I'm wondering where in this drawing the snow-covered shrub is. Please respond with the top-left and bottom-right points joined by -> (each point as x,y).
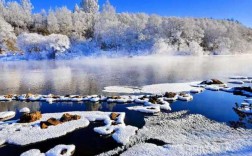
17,33 -> 70,59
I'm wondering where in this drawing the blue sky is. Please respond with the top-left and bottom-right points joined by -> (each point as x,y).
29,0 -> 252,27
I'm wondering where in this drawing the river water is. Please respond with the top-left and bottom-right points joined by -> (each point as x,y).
0,55 -> 252,155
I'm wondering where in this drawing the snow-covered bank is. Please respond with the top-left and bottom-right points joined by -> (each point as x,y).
0,111 -> 137,146
100,111 -> 252,156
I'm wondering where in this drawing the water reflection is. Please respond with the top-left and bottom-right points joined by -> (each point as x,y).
1,56 -> 252,95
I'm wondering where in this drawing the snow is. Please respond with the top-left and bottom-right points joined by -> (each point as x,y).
127,105 -> 160,114
121,143 -> 169,156
119,111 -> 252,156
205,85 -> 221,91
228,80 -> 244,84
103,82 -> 201,94
244,98 -> 252,104
20,149 -> 45,156
21,144 -> 75,156
103,86 -> 141,94
0,139 -> 5,145
0,111 -> 16,121
0,111 -> 137,146
229,76 -> 248,79
19,107 -> 31,113
112,125 -> 138,145
190,87 -> 204,93
220,87 -> 234,92
178,94 -> 193,101
46,144 -> 75,156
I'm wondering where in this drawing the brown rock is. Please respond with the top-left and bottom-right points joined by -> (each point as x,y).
60,113 -> 81,122
19,111 -> 42,123
164,92 -> 177,98
110,112 -> 119,120
40,121 -> 48,129
47,118 -> 61,126
200,79 -> 224,85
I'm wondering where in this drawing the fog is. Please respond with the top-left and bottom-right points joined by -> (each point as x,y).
0,55 -> 251,95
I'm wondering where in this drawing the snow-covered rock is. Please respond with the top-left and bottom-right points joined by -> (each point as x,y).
178,93 -> 193,101
229,76 -> 248,79
19,107 -> 30,113
205,85 -> 220,91
20,149 -> 45,156
190,87 -> 204,93
127,105 -> 160,114
0,111 -> 16,121
45,144 -> 75,156
228,80 -> 244,84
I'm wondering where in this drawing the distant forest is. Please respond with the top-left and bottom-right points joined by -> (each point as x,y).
1,0 -> 252,57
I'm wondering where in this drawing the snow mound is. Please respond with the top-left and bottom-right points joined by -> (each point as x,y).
127,105 -> 160,114
21,144 -> 75,156
112,125 -> 138,145
21,149 -> 45,156
19,107 -> 31,113
46,144 -> 75,156
0,111 -> 16,121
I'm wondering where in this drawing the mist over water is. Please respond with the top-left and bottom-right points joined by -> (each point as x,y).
0,55 -> 251,95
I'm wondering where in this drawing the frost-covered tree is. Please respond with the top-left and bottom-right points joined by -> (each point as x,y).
17,33 -> 70,58
47,10 -> 59,34
0,16 -> 16,53
80,0 -> 99,14
54,7 -> 73,35
32,10 -> 47,34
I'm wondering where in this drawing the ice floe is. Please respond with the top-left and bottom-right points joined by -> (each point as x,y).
0,111 -> 16,121
0,111 -> 137,146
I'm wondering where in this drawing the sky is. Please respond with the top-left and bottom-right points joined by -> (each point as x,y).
28,0 -> 252,28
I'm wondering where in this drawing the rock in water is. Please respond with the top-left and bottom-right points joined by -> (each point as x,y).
110,112 -> 119,120
47,118 -> 61,126
19,111 -> 42,123
19,107 -> 30,113
60,113 -> 81,122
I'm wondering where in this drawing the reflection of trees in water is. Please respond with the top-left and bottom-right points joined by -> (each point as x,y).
230,108 -> 252,129
0,101 -> 41,112
85,102 -> 101,111
103,102 -> 116,111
